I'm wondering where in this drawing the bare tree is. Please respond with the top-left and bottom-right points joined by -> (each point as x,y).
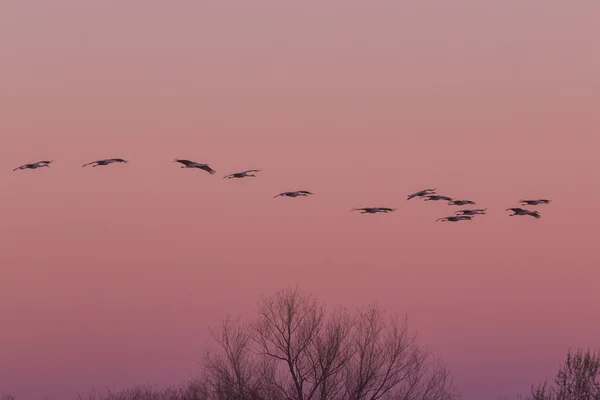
342,304 -> 456,400
203,316 -> 278,400
202,286 -> 459,400
251,286 -> 326,400
529,349 -> 600,400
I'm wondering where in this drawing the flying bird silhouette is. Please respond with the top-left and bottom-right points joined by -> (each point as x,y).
455,208 -> 487,215
13,160 -> 53,171
223,169 -> 261,179
436,215 -> 473,222
273,190 -> 313,199
506,208 -> 541,219
407,188 -> 437,201
448,199 -> 476,206
82,158 -> 128,167
351,207 -> 396,214
519,199 -> 551,206
173,159 -> 216,175
424,195 -> 453,202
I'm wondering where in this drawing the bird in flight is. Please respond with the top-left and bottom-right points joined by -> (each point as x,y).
223,169 -> 261,179
13,160 -> 53,171
273,190 -> 313,199
407,188 -> 437,201
351,207 -> 396,214
448,199 -> 476,206
173,159 -> 216,175
519,199 -> 551,206
436,215 -> 473,222
82,158 -> 128,167
455,208 -> 487,216
423,195 -> 453,202
506,207 -> 541,219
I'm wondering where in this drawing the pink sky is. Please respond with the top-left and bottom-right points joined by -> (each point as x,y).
1,1 -> 599,399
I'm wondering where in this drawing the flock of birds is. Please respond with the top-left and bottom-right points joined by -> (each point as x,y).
403,188 -> 550,222
12,159 -> 551,222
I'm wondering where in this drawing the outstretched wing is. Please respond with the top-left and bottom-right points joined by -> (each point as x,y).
13,164 -> 28,171
378,207 -> 396,212
298,190 -> 313,194
199,164 -> 216,174
241,169 -> 260,174
273,192 -> 287,198
109,158 -> 128,163
407,191 -> 421,200
174,159 -> 194,166
82,160 -> 98,167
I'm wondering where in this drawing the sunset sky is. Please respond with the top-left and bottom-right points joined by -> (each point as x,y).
1,1 -> 599,399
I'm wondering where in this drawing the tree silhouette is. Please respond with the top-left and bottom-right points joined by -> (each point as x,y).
202,286 -> 459,400
529,349 -> 600,400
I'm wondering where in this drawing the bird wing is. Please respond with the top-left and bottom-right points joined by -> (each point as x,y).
199,165 -> 216,174
81,160 -> 98,167
241,169 -> 260,174
174,159 -> 194,166
13,164 -> 28,171
407,191 -> 423,199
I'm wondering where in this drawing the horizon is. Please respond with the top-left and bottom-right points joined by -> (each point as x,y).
2,1 -> 599,399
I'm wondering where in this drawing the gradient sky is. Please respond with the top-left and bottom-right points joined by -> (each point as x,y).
1,1 -> 599,399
